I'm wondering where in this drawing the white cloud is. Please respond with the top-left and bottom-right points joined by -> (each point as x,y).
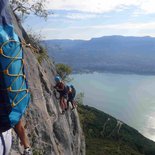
139,0 -> 155,14
65,13 -> 97,19
47,0 -> 155,14
37,21 -> 155,40
93,22 -> 155,30
49,0 -> 134,13
25,0 -> 155,40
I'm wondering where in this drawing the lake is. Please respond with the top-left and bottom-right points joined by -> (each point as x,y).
71,72 -> 155,141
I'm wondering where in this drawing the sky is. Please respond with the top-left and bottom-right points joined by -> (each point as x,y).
23,0 -> 155,40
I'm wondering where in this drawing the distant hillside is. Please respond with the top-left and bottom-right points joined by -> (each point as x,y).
42,36 -> 155,74
78,104 -> 155,155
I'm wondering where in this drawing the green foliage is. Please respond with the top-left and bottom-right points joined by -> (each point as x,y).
37,46 -> 49,64
25,31 -> 49,64
10,0 -> 48,19
78,105 -> 155,155
86,138 -> 143,155
78,105 -> 96,133
75,92 -> 84,105
56,63 -> 72,81
26,31 -> 44,51
33,149 -> 44,155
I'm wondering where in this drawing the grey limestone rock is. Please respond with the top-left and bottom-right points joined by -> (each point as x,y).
10,9 -> 85,155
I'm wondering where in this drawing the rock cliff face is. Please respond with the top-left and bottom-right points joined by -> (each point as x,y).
10,10 -> 85,155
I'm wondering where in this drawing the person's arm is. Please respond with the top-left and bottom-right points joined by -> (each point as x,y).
55,82 -> 64,91
14,119 -> 30,149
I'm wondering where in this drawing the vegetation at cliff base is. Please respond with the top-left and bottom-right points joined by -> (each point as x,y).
78,104 -> 155,155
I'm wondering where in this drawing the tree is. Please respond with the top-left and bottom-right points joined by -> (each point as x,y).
10,0 -> 48,19
55,63 -> 72,81
75,93 -> 84,105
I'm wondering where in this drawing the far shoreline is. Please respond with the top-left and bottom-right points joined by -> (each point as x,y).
72,69 -> 155,76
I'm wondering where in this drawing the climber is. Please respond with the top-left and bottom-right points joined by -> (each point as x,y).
67,85 -> 77,110
14,120 -> 32,155
54,76 -> 68,114
0,0 -> 32,154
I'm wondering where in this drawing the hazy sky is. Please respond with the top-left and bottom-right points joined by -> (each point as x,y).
24,0 -> 155,40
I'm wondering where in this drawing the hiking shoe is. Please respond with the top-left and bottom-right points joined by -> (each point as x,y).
23,147 -> 32,155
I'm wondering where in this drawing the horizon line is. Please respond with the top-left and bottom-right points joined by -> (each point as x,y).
42,35 -> 154,41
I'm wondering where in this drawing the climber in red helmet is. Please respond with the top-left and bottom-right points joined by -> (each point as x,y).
54,76 -> 68,114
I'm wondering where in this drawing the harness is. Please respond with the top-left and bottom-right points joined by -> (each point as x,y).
55,82 -> 68,98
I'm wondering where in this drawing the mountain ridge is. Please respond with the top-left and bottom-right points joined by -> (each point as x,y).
42,35 -> 155,74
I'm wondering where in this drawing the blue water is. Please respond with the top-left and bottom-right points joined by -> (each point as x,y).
71,72 -> 155,141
